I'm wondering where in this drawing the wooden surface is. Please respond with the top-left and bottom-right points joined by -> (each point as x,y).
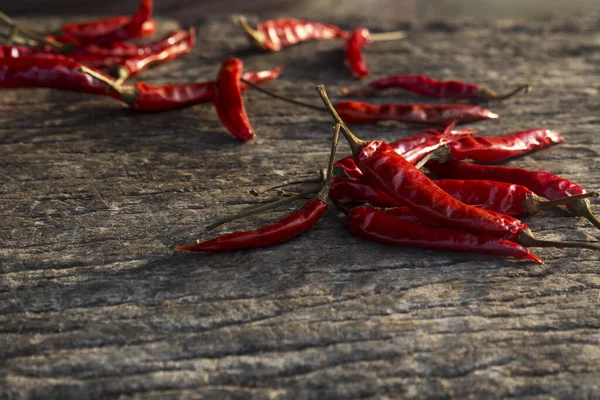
2,13 -> 600,400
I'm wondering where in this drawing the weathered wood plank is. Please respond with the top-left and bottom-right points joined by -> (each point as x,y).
1,12 -> 600,400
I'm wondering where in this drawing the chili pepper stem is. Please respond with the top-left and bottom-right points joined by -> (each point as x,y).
414,145 -> 451,170
114,67 -> 130,86
233,15 -> 267,48
239,78 -> 328,112
526,192 -> 599,215
249,175 -> 323,196
317,123 -> 341,200
369,31 -> 407,42
316,84 -> 367,154
478,85 -> 531,102
78,65 -> 138,105
0,10 -> 70,52
519,229 -> 600,251
569,198 -> 600,231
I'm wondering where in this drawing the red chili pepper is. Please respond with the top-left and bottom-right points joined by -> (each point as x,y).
423,129 -> 565,165
0,57 -> 120,98
347,206 -> 543,263
78,65 -> 283,112
116,28 -> 195,81
335,123 -> 476,179
84,0 -> 153,46
236,16 -> 349,52
214,57 -> 255,141
336,100 -> 499,125
341,75 -> 531,102
60,16 -> 156,43
345,27 -> 372,79
176,199 -> 327,252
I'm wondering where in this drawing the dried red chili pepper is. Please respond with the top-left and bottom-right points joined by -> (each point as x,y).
347,206 -> 543,263
60,15 -> 156,43
114,28 -> 195,83
419,129 -> 564,167
336,100 -> 499,125
236,15 -> 349,52
345,27 -> 372,79
426,160 -> 600,230
341,75 -> 531,102
214,57 -> 255,141
317,85 -> 522,238
0,57 -> 119,97
79,65 -> 282,112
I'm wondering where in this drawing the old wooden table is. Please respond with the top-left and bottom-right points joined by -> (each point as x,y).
2,13 -> 600,399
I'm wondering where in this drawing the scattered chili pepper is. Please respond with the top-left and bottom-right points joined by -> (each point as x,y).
60,16 -> 156,43
317,85 -> 522,238
84,0 -> 153,46
214,57 -> 255,141
0,57 -> 119,97
235,15 -> 349,52
347,206 -> 543,263
330,176 -> 400,207
341,75 -> 531,102
114,28 -> 195,83
345,27 -> 371,79
335,100 -> 499,125
426,160 -> 600,230
418,129 -> 564,167
178,124 -> 340,251
78,64 -> 282,112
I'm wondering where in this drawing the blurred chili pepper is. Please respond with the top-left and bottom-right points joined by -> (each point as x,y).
345,27 -> 371,79
336,100 -> 499,125
60,16 -> 156,43
342,75 -> 531,102
235,15 -> 349,52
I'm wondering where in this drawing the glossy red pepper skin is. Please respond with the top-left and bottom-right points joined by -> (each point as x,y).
442,129 -> 564,163
86,0 -> 153,46
347,206 -> 543,263
177,199 -> 328,252
354,140 -> 525,237
60,16 -> 156,42
345,27 -> 372,79
0,57 -> 120,98
330,177 -> 401,207
426,160 -> 585,200
336,101 -> 499,125
118,29 -> 195,79
122,67 -> 283,112
214,58 -> 255,141
335,126 -> 475,179
248,18 -> 349,52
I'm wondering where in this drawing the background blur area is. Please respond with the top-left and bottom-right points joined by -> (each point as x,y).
1,0 -> 599,22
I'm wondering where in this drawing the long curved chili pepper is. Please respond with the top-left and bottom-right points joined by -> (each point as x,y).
347,206 -> 543,263
176,198 -> 328,252
86,0 -> 153,46
236,15 -> 349,52
345,27 -> 371,79
0,57 -> 119,97
78,65 -> 283,112
341,75 -> 531,102
336,100 -> 499,125
426,160 -> 600,231
60,16 -> 156,43
115,28 -> 196,82
419,129 -> 564,166
317,85 -> 523,238
214,57 -> 255,141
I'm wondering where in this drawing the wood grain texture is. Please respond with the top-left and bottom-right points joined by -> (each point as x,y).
1,13 -> 600,400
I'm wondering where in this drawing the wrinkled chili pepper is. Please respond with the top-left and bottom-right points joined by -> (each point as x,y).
60,16 -> 156,43
336,100 -> 499,125
426,160 -> 600,230
419,129 -> 565,166
317,85 -> 522,238
345,27 -> 371,79
115,28 -> 195,82
341,75 -> 531,102
214,57 -> 255,141
79,64 -> 282,112
236,15 -> 349,52
0,57 -> 119,97
84,0 -> 153,46
347,206 -> 543,263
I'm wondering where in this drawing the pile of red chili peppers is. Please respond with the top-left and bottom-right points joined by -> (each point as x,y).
2,7 -> 599,264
